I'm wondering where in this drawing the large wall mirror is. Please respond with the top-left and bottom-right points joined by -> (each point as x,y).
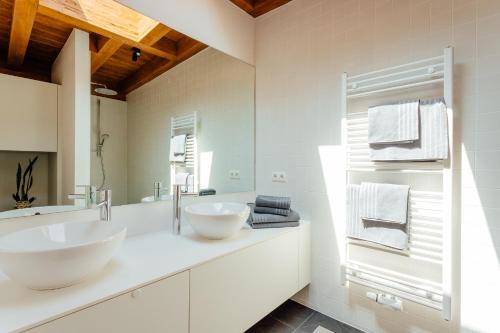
0,3 -> 255,219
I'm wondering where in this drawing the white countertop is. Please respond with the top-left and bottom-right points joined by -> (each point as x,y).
0,223 -> 305,333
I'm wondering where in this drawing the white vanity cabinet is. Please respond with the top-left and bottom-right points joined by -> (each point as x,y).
26,271 -> 189,333
0,74 -> 58,152
18,223 -> 311,333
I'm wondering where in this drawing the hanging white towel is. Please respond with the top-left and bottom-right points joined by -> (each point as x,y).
359,182 -> 409,225
175,173 -> 194,193
169,134 -> 187,162
175,172 -> 189,186
346,185 -> 409,250
368,99 -> 420,144
370,98 -> 449,161
186,174 -> 195,193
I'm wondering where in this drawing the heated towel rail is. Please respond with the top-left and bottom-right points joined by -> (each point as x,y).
170,112 -> 199,194
340,47 -> 455,320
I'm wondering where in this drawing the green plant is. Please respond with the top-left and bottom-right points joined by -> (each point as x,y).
12,156 -> 38,205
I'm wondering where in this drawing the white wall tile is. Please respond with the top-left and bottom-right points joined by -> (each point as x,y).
255,0 -> 500,332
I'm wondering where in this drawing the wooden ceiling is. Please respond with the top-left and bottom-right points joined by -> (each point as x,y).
0,0 -> 207,100
230,0 -> 292,17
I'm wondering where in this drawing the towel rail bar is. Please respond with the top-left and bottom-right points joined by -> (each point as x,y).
346,269 -> 442,301
348,63 -> 444,86
347,55 -> 444,80
347,78 -> 444,99
347,275 -> 442,310
346,265 -> 442,296
347,71 -> 444,94
348,260 -> 442,286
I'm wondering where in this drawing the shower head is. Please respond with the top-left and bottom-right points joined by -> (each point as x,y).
92,82 -> 118,96
95,87 -> 118,96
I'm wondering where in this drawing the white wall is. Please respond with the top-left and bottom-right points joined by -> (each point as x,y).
0,152 -> 49,212
0,74 -> 57,152
51,29 -> 91,205
127,47 -> 255,203
90,97 -> 128,206
117,0 -> 255,65
256,1 -> 500,333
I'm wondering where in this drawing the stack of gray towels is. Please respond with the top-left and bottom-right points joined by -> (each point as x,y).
247,195 -> 300,229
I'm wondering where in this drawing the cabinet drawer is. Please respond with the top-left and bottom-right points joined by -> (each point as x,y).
27,271 -> 189,333
190,230 -> 299,333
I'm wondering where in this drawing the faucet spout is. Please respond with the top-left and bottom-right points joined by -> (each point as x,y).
68,185 -> 97,208
96,189 -> 112,222
172,185 -> 182,235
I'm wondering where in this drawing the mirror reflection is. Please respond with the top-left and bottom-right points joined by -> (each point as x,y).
0,8 -> 254,219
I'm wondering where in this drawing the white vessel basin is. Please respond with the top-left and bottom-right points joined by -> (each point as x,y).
141,194 -> 172,203
0,205 -> 81,219
184,202 -> 250,240
0,220 -> 126,290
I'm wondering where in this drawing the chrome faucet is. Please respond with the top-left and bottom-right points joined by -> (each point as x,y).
153,181 -> 164,201
96,189 -> 112,222
68,185 -> 97,208
172,184 -> 182,235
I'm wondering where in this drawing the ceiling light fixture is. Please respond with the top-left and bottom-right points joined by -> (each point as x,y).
132,47 -> 141,62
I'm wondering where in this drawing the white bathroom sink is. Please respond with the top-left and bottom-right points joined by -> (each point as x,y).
184,202 -> 250,240
141,194 -> 172,203
0,205 -> 81,219
0,220 -> 126,290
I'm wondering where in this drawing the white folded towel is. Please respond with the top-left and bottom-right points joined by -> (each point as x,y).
359,182 -> 409,224
368,99 -> 420,144
169,134 -> 187,162
347,185 -> 409,250
370,98 -> 448,161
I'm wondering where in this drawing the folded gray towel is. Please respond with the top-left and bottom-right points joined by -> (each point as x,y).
370,98 -> 449,161
359,182 -> 409,225
368,99 -> 420,144
253,205 -> 290,216
255,195 -> 291,210
247,204 -> 300,224
199,188 -> 216,196
249,221 -> 300,229
347,185 -> 409,250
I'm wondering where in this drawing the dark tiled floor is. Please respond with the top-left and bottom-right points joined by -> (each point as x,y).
245,300 -> 365,333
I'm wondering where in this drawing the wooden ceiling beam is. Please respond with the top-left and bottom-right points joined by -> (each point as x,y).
91,23 -> 173,75
8,0 -> 39,66
140,24 -> 172,47
252,0 -> 291,17
230,0 -> 291,17
89,34 -> 99,53
153,37 -> 177,56
119,57 -> 170,95
230,0 -> 254,12
91,37 -> 124,74
37,0 -> 177,61
119,38 -> 207,95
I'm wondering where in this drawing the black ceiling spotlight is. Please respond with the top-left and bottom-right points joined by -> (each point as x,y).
131,47 -> 141,62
